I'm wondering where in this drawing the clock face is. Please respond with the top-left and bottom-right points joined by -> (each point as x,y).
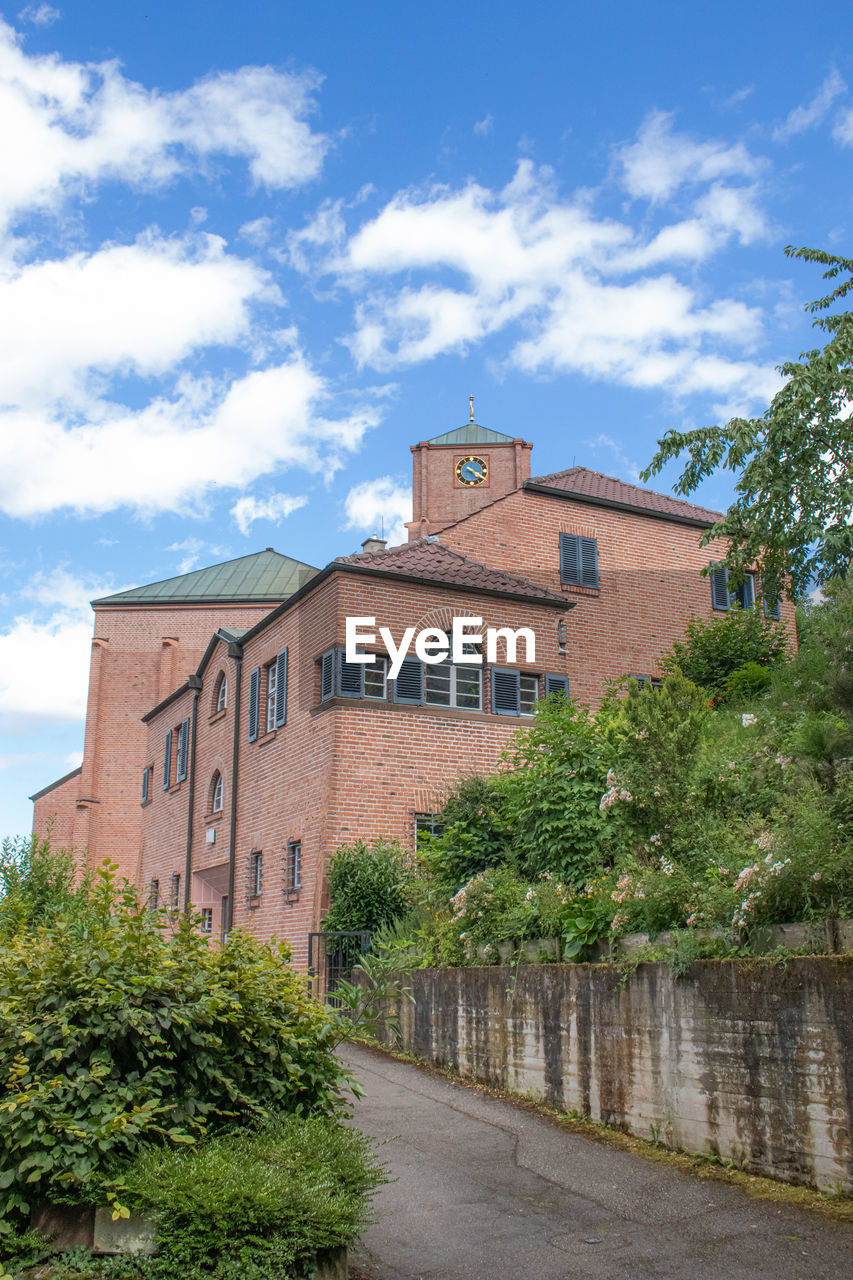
455,455 -> 488,487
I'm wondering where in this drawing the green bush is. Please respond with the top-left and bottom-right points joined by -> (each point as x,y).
323,840 -> 408,934
417,774 -> 511,893
724,661 -> 773,702
501,696 -> 607,887
0,834 -> 80,939
0,864 -> 344,1227
661,606 -> 789,696
118,1119 -> 384,1278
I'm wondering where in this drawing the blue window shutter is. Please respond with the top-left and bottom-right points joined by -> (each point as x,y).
545,673 -> 570,699
177,716 -> 190,782
560,533 -> 598,587
559,533 -> 580,583
393,657 -> 425,704
248,666 -> 260,742
320,648 -> 335,701
491,667 -> 521,715
710,564 -> 729,611
763,585 -> 781,620
337,646 -> 365,698
162,730 -> 172,790
275,648 -> 288,727
580,537 -> 598,587
142,766 -> 149,804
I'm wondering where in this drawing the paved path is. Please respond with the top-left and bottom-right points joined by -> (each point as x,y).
341,1043 -> 853,1280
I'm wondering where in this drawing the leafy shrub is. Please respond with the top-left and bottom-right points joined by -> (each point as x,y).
117,1119 -> 384,1278
501,697 -> 607,887
724,661 -> 773,702
418,775 -> 511,892
661,606 -> 789,695
323,840 -> 408,933
0,865 -> 344,1226
0,834 -> 80,939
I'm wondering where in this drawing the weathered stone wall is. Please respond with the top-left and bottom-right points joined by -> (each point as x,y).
386,960 -> 853,1192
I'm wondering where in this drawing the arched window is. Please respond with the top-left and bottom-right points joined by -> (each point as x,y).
211,770 -> 224,813
213,671 -> 227,713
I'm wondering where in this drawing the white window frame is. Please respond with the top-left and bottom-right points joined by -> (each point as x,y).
216,674 -> 227,712
425,659 -> 482,710
250,850 -> 263,897
285,840 -> 302,894
265,662 -> 277,733
200,907 -> 213,933
364,655 -> 389,700
211,771 -> 224,813
519,673 -> 539,716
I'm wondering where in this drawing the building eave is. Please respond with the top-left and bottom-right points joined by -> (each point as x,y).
522,480 -> 718,529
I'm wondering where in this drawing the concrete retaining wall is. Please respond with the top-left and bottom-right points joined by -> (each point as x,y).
385,959 -> 853,1192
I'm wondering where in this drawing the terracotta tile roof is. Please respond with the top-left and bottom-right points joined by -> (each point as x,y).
527,467 -> 722,525
333,539 -> 567,606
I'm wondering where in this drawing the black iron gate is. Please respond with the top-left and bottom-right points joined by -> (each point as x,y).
307,931 -> 372,1003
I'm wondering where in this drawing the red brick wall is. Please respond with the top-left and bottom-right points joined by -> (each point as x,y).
33,601 -> 281,879
139,572 -> 566,968
435,488 -> 797,704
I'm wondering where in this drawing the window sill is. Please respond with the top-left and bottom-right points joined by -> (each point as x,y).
284,890 -> 301,903
560,581 -> 599,597
209,708 -> 227,724
204,809 -> 225,823
247,894 -> 261,910
255,728 -> 277,747
312,697 -> 537,724
140,798 -> 152,808
167,782 -> 183,795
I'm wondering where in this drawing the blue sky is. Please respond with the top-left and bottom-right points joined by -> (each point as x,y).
2,0 -> 852,837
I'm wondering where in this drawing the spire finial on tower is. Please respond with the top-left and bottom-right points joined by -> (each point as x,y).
469,394 -> 475,423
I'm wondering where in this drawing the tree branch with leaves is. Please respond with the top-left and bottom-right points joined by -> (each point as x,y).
642,246 -> 853,602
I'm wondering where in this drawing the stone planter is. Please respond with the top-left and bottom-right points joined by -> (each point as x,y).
31,1203 -> 346,1275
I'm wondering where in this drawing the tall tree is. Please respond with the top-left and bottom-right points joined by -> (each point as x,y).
642,246 -> 853,602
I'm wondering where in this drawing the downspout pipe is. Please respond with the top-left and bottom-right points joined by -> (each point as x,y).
183,674 -> 203,912
226,642 -> 243,935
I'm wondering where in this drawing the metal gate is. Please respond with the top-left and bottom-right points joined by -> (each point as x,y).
307,931 -> 372,1003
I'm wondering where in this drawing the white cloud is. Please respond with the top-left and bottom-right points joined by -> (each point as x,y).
0,359 -> 380,518
774,69 -> 847,141
473,114 -> 493,136
240,215 -> 275,246
295,146 -> 771,408
0,18 -> 328,232
617,111 -> 758,202
230,492 -> 308,536
0,232 -> 271,408
0,569 -> 112,721
344,476 -> 411,547
17,4 -> 60,26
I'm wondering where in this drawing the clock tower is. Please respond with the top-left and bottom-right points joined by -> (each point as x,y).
406,404 -> 532,540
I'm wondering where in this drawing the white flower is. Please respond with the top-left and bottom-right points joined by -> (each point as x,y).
649,833 -> 661,845
742,713 -> 757,727
811,871 -> 823,882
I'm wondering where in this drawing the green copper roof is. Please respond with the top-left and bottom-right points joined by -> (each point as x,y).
92,550 -> 320,607
426,422 -> 516,447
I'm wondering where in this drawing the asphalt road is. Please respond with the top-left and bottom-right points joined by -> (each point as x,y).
341,1042 -> 853,1280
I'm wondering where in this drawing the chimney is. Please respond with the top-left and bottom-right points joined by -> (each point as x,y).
360,534 -> 388,555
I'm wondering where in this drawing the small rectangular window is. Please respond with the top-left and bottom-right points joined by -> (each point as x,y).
149,878 -> 159,910
170,872 -> 181,914
176,716 -> 190,782
285,840 -> 302,894
414,813 -> 444,850
519,673 -> 539,716
250,850 -> 263,897
141,765 -> 150,804
200,907 -> 213,934
364,655 -> 389,699
425,659 -> 482,710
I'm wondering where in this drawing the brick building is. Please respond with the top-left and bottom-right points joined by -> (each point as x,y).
31,416 -> 792,964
